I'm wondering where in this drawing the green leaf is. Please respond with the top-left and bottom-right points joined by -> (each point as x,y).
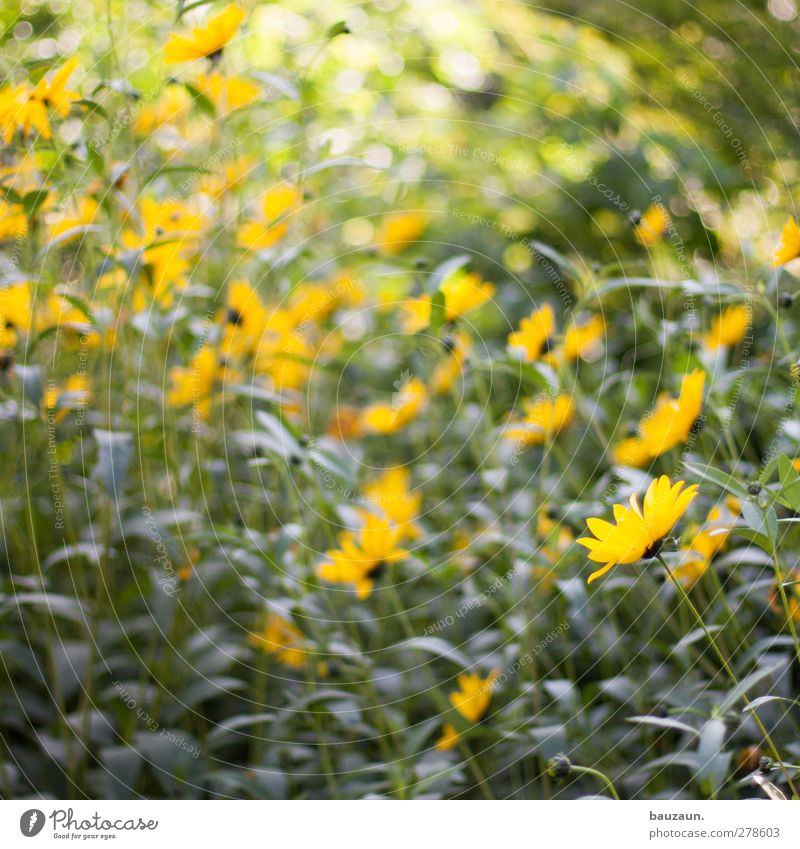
627,715 -> 699,736
682,461 -> 748,498
183,82 -> 216,118
776,454 -> 800,511
718,662 -> 783,714
729,527 -> 775,556
22,189 -> 50,217
429,288 -> 446,334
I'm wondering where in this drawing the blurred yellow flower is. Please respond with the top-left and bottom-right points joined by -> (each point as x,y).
578,475 -> 698,584
134,85 -> 191,134
375,211 -> 427,254
401,272 -> 494,331
164,4 -> 246,63
48,197 -> 98,244
363,467 -> 422,540
503,394 -> 573,446
237,183 -> 300,251
0,199 -> 27,240
436,670 -> 499,750
772,216 -> 800,267
705,305 -> 749,350
671,500 -> 739,588
317,514 -> 408,599
634,203 -> 669,245
43,374 -> 91,423
248,612 -> 310,669
612,436 -> 651,468
638,369 -> 704,459
0,58 -> 79,142
557,314 -> 606,363
507,304 -> 554,362
194,71 -> 258,113
430,332 -> 471,394
361,376 -> 428,434
167,346 -> 237,420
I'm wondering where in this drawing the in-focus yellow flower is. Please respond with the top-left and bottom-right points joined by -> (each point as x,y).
705,305 -> 749,351
248,611 -> 310,669
317,514 -> 408,599
363,467 -> 422,540
375,211 -> 427,254
361,376 -> 428,434
772,216 -> 800,267
507,304 -> 554,362
635,203 -> 669,245
164,4 -> 246,63
503,394 -> 573,446
0,199 -> 27,240
237,183 -> 300,251
578,475 -> 698,584
638,369 -> 705,459
194,71 -> 258,113
435,670 -> 499,751
671,500 -> 739,588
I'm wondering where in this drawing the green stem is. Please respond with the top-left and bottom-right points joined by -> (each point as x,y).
571,764 -> 620,800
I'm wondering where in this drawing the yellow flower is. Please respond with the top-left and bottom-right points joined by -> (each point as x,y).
557,314 -> 606,363
237,183 -> 300,251
317,514 -> 408,599
400,273 -> 494,331
164,4 -> 246,63
194,71 -> 258,113
375,211 -> 427,254
638,369 -> 705,459
363,467 -> 422,540
133,85 -> 190,134
435,723 -> 462,751
671,501 -> 739,588
435,670 -> 499,750
770,569 -> 800,624
440,272 -> 494,320
705,305 -> 749,350
430,332 -> 471,394
198,154 -> 255,197
167,346 -> 236,420
772,216 -> 800,266
327,405 -> 364,440
507,304 -> 554,362
38,57 -> 80,117
0,59 -> 79,142
248,612 -> 309,669
612,436 -> 651,468
635,203 -> 669,245
47,196 -> 98,244
578,475 -> 698,584
43,374 -> 91,423
218,279 -> 268,358
0,281 -> 33,334
503,395 -> 573,446
361,376 -> 428,434
0,199 -> 27,240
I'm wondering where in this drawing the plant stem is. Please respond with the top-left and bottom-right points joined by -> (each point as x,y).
571,764 -> 620,800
